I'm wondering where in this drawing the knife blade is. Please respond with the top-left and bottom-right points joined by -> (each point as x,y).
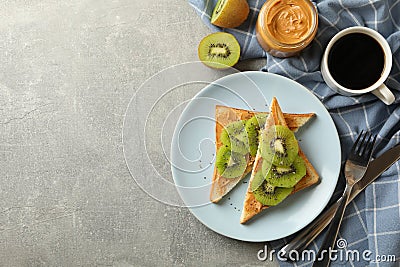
350,144 -> 400,200
279,144 -> 400,260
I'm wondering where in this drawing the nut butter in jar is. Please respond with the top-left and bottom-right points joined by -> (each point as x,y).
256,0 -> 318,58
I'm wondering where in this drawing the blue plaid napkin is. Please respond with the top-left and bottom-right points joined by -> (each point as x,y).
189,0 -> 400,266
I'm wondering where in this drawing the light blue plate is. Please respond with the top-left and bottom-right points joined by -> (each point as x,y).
171,71 -> 341,242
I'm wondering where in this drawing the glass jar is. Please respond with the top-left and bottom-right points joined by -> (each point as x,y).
256,0 -> 318,58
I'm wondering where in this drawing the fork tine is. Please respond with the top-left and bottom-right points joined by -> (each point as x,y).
360,131 -> 370,155
359,132 -> 372,156
352,130 -> 364,154
364,134 -> 377,158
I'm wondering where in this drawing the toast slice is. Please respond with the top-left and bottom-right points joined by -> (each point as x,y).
210,105 -> 315,203
239,98 -> 319,224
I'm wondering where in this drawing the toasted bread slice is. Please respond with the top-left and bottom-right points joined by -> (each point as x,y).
210,105 -> 315,203
240,98 -> 319,224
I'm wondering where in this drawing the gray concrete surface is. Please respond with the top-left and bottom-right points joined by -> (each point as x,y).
0,0 -> 275,266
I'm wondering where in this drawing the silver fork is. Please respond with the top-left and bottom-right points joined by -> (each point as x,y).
313,131 -> 377,267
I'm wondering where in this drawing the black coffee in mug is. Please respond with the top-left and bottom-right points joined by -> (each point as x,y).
327,32 -> 385,90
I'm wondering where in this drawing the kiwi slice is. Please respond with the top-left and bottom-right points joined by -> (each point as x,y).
245,114 -> 268,157
250,169 -> 266,192
260,125 -> 299,167
266,155 -> 306,188
230,137 -> 249,154
253,180 -> 294,206
220,120 -> 249,154
211,0 -> 250,28
261,156 -> 274,177
198,32 -> 240,69
225,120 -> 246,136
220,128 -> 231,147
215,146 -> 247,178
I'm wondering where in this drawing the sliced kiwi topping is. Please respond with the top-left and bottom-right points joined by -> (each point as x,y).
230,137 -> 249,154
220,128 -> 231,147
253,180 -> 294,206
220,120 -> 249,155
261,156 -> 274,177
250,169 -> 265,192
260,125 -> 299,167
225,120 -> 246,136
198,32 -> 240,69
266,155 -> 306,188
215,146 -> 247,178
245,113 -> 268,157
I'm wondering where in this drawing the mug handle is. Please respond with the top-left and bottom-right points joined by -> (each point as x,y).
372,84 -> 395,105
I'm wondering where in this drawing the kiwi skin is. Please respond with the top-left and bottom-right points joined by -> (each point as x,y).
198,32 -> 240,69
211,0 -> 250,28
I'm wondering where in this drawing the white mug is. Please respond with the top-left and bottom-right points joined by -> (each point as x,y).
321,26 -> 395,105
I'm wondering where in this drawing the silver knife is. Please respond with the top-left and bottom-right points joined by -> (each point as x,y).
279,144 -> 400,260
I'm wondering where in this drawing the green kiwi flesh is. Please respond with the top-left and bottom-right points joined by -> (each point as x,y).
212,0 -> 227,16
221,120 -> 249,155
215,146 -> 247,178
253,180 -> 294,206
261,156 -> 274,177
260,125 -> 299,166
220,128 -> 231,147
266,155 -> 306,188
250,169 -> 265,192
230,137 -> 249,154
198,32 -> 240,69
225,120 -> 246,136
245,114 -> 268,156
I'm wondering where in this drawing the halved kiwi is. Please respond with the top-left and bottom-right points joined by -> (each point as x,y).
245,113 -> 268,157
253,180 -> 294,206
211,0 -> 250,28
266,155 -> 306,188
198,32 -> 240,69
260,125 -> 299,166
215,146 -> 247,178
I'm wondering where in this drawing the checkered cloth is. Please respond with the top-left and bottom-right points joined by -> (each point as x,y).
189,0 -> 400,266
